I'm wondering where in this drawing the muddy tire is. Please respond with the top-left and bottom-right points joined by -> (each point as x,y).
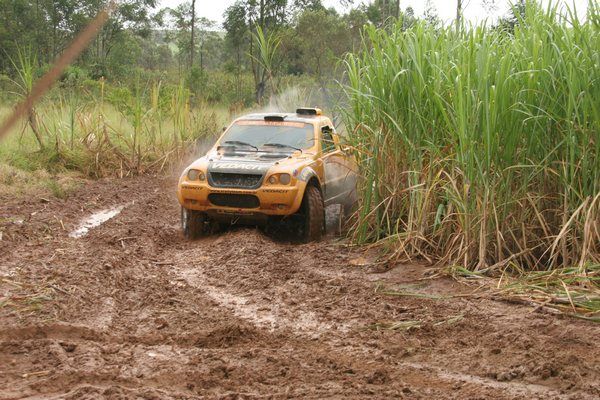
300,185 -> 325,242
181,207 -> 208,239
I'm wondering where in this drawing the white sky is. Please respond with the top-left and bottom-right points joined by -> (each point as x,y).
158,0 -> 592,27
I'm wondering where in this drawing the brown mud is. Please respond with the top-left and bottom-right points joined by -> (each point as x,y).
1,176 -> 599,399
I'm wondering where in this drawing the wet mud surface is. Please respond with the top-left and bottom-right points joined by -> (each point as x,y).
1,176 -> 599,399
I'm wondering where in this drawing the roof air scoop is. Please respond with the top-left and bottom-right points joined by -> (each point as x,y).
264,115 -> 286,122
296,107 -> 322,116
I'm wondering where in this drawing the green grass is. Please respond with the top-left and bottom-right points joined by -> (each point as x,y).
0,81 -> 229,180
343,1 -> 600,271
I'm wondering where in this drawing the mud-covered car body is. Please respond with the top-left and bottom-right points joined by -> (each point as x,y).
177,108 -> 357,240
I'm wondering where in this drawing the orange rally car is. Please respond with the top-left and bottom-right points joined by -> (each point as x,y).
177,107 -> 358,242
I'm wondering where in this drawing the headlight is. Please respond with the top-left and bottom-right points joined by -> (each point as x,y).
279,173 -> 291,185
268,175 -> 278,184
187,169 -> 200,180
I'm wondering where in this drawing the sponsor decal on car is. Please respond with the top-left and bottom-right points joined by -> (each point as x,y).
210,162 -> 270,171
262,189 -> 288,193
236,120 -> 306,128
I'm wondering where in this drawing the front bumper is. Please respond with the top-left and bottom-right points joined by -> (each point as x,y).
178,181 -> 302,216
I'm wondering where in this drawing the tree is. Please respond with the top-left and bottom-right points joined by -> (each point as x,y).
402,6 -> 417,30
294,9 -> 347,78
246,0 -> 288,103
424,0 -> 441,27
291,0 -> 324,12
363,0 -> 399,26
222,0 -> 290,103
197,17 -> 217,71
190,0 -> 196,69
481,0 -> 498,13
224,1 -> 249,100
0,0 -> 159,77
344,8 -> 369,51
169,0 -> 215,71
456,0 -> 463,29
88,0 -> 158,65
251,25 -> 281,103
497,0 -> 528,33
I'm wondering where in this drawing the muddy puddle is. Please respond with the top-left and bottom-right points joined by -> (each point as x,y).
69,203 -> 132,238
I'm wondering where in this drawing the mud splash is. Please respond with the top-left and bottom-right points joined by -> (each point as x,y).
69,203 -> 131,238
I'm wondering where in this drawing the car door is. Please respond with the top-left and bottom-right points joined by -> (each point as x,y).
321,124 -> 356,206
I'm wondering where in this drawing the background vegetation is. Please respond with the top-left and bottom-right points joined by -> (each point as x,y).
0,0 -> 409,184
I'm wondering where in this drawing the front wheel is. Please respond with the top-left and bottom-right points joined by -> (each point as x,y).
300,185 -> 325,242
181,207 -> 208,239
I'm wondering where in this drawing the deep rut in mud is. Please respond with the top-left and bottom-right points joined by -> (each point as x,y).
1,176 -> 599,399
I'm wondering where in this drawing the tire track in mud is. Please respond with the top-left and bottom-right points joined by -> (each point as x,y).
169,244 -> 354,338
2,176 -> 600,399
165,233 -> 586,400
2,182 -> 366,398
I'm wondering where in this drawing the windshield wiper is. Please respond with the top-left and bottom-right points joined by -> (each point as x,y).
262,143 -> 302,153
223,140 -> 258,151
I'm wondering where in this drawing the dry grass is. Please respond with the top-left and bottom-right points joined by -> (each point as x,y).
447,263 -> 600,321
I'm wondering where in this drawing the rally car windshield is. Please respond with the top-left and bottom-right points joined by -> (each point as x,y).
219,121 -> 315,151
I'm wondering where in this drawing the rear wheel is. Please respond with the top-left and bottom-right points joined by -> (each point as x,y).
181,207 -> 208,239
300,185 -> 325,242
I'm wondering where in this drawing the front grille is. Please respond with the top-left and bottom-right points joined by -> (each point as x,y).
208,194 -> 260,209
209,172 -> 263,189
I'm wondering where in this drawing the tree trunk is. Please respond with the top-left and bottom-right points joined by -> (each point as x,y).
456,0 -> 462,30
256,81 -> 265,104
200,41 -> 203,71
249,25 -> 259,103
259,0 -> 265,29
190,0 -> 196,69
28,108 -> 45,151
236,48 -> 241,100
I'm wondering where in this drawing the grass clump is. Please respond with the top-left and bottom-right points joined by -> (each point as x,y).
0,163 -> 82,198
498,263 -> 600,319
343,1 -> 600,271
0,78 -> 229,180
446,262 -> 600,320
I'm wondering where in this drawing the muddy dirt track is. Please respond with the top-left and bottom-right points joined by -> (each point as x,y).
1,176 -> 599,399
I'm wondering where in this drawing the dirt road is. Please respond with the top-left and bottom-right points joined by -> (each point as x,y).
1,176 -> 599,399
